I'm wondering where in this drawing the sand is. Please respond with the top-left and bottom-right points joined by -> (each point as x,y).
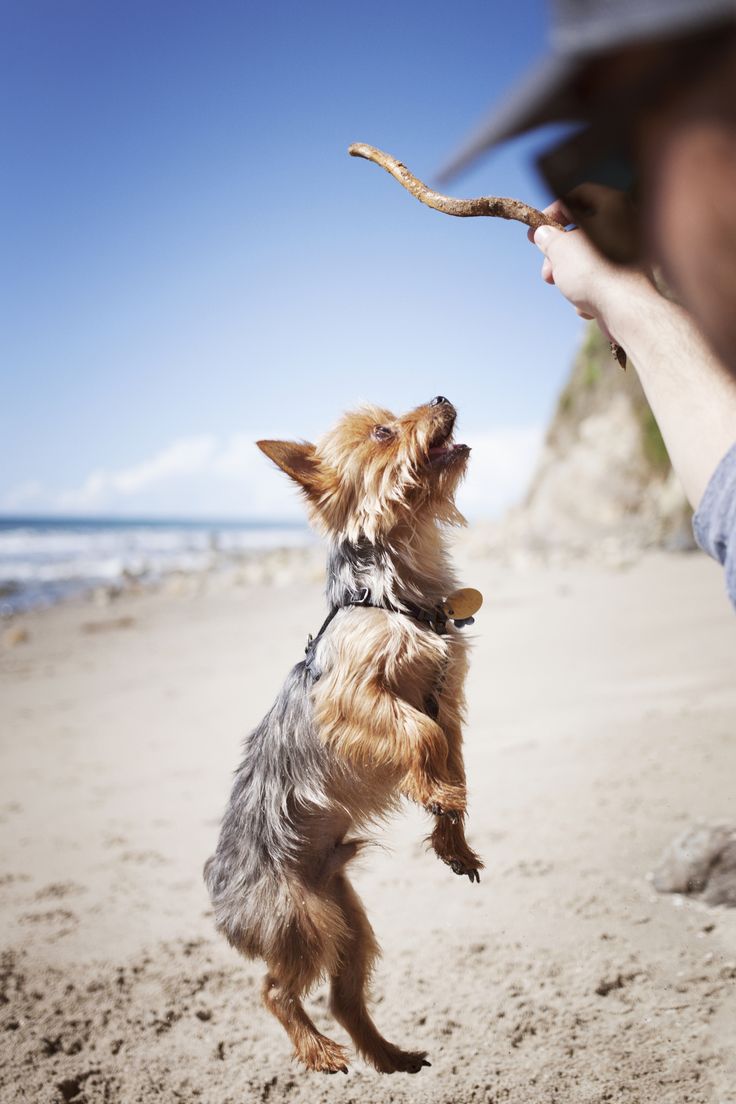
1,546 -> 736,1104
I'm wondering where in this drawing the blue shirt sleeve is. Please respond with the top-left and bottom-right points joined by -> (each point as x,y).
693,442 -> 736,610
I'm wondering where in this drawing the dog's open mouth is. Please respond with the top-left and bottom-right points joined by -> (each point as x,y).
427,426 -> 469,465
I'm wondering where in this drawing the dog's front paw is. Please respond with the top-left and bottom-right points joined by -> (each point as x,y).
449,857 -> 481,883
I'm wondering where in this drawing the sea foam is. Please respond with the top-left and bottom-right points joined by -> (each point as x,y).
0,518 -> 313,613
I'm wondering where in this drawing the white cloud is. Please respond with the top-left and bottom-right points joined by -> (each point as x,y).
11,424 -> 542,521
57,435 -> 219,511
113,436 -> 218,495
210,433 -> 265,478
55,433 -> 303,518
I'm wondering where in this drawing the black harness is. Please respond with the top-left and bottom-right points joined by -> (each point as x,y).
304,588 -> 465,720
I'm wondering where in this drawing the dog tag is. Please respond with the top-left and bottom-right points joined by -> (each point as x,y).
442,588 -> 483,621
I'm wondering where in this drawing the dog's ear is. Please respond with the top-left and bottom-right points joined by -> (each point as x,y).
257,440 -> 322,496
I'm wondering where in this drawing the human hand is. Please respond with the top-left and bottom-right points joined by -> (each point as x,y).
529,185 -> 648,338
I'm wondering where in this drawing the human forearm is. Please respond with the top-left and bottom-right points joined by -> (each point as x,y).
604,277 -> 736,509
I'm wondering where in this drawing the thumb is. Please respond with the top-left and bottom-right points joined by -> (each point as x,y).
532,224 -> 561,255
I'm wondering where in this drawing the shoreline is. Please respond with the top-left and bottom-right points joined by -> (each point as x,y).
0,515 -> 317,617
0,539 -> 323,620
1,512 -> 704,627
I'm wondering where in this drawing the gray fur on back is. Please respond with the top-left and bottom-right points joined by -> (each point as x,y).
204,659 -> 333,943
204,533 -> 423,949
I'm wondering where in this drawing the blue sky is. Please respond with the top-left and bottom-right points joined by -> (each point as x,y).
1,0 -> 587,521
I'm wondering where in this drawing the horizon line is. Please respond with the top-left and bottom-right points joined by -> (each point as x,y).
0,513 -> 309,528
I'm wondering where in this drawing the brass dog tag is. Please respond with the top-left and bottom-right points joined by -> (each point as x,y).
442,587 -> 483,620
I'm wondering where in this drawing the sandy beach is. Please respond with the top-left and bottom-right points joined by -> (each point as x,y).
2,542 -> 736,1104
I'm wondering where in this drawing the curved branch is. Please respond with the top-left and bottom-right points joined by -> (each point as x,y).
348,141 -> 627,368
348,142 -> 556,231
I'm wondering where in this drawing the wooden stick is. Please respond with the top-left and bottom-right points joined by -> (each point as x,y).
348,142 -> 627,368
348,142 -> 556,230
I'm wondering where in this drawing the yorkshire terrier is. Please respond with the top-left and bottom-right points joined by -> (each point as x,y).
204,396 -> 483,1075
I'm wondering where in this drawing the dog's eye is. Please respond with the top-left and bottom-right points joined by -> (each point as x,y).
371,425 -> 394,442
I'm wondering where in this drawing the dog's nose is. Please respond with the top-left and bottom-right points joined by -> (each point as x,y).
429,395 -> 449,407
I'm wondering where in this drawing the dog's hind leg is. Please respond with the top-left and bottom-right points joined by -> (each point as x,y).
260,884 -> 350,1074
261,972 -> 349,1074
327,873 -> 430,1074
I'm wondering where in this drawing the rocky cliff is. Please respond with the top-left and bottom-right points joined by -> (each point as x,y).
504,324 -> 694,557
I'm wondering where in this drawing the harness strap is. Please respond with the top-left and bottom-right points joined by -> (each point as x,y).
304,587 -> 452,717
304,587 -> 449,670
304,587 -> 371,658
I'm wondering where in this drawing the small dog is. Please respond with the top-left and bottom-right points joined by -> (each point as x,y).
204,396 -> 483,1074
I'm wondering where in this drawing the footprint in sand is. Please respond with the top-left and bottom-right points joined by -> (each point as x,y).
80,616 -> 136,634
20,908 -> 78,929
118,850 -> 168,867
0,872 -> 31,889
34,882 -> 85,901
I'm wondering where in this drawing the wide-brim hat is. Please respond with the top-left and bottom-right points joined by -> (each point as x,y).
438,0 -> 736,182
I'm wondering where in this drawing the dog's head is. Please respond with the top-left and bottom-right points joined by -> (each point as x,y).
258,396 -> 469,540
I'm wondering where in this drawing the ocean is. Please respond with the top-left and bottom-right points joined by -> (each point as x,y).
0,516 -> 313,614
